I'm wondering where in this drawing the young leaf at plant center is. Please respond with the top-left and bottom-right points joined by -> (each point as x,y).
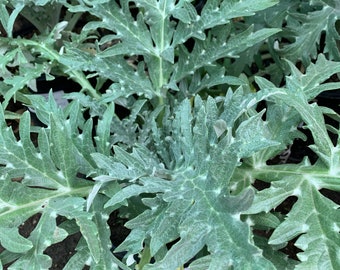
94,95 -> 279,269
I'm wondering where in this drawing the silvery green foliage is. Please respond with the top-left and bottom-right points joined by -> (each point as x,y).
0,0 -> 339,269
243,55 -> 340,270
245,0 -> 340,81
93,90 -> 281,269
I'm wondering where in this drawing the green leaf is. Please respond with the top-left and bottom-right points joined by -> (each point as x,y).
8,207 -> 67,270
254,235 -> 298,270
239,80 -> 305,168
277,5 -> 340,64
48,197 -> 102,264
285,54 -> 340,100
60,47 -> 155,99
0,110 -> 67,190
63,248 -> 91,270
95,95 -> 276,269
94,103 -> 114,155
59,0 -> 280,100
15,2 -> 66,34
243,54 -> 340,269
27,93 -> 97,175
172,26 -> 281,83
268,55 -> 340,167
1,61 -> 45,109
72,0 -> 155,55
173,0 -> 279,45
90,195 -> 123,269
235,110 -> 280,157
0,2 -> 24,37
247,176 -> 340,269
0,228 -> 33,253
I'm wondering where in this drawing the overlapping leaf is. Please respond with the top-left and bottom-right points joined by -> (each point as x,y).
251,0 -> 340,67
171,25 -> 280,83
245,166 -> 340,269
243,54 -> 340,269
172,0 -> 279,45
278,4 -> 340,65
0,96 -> 104,268
60,0 -> 280,100
93,92 -> 280,269
2,0 -> 340,269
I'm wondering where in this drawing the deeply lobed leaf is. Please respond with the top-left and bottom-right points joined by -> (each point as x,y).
93,93 -> 279,269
